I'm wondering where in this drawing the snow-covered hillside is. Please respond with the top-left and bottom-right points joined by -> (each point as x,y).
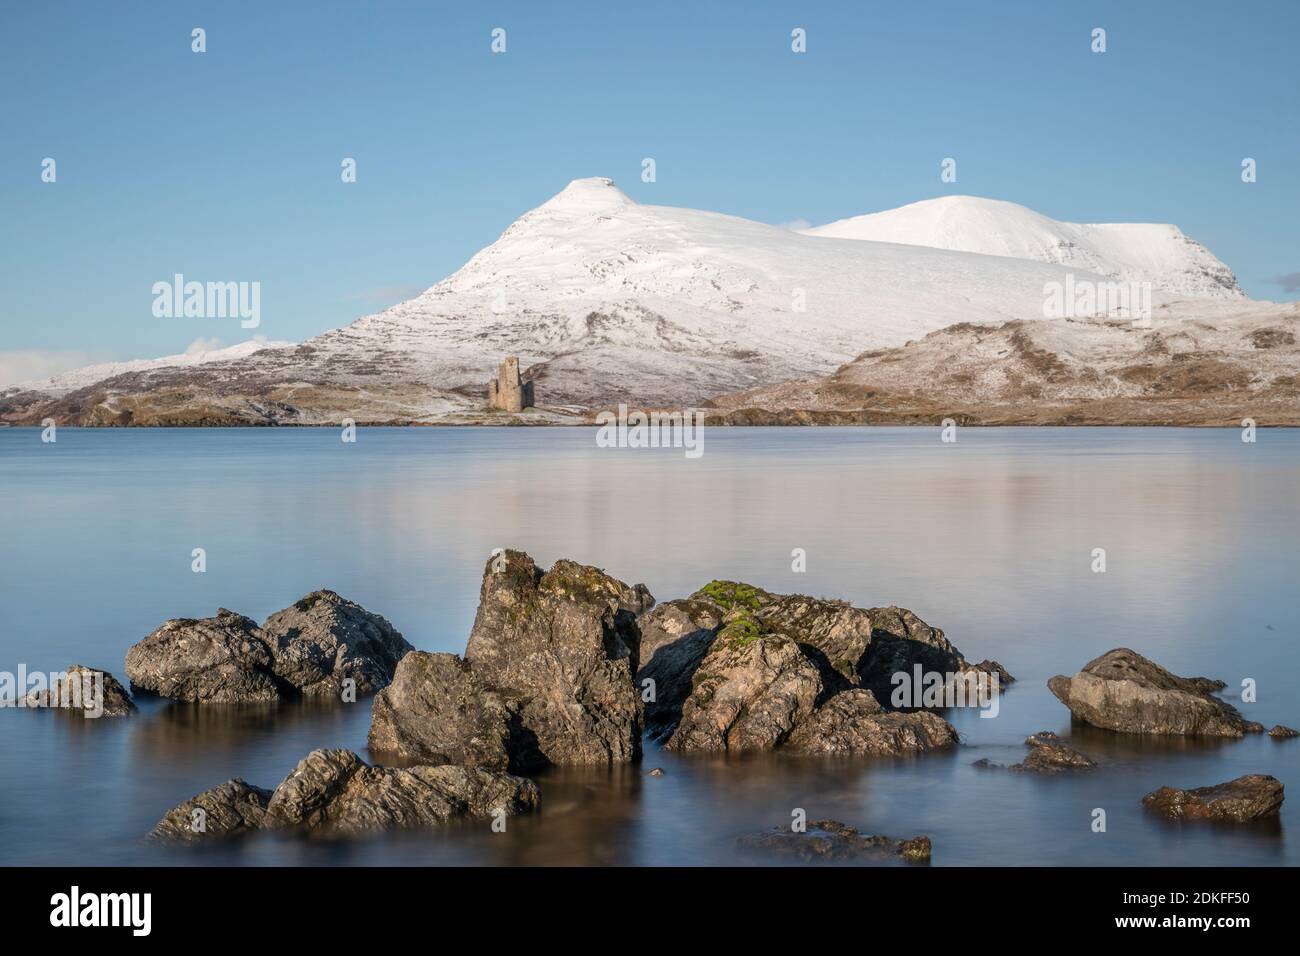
802,195 -> 1243,300
300,178 -> 1167,406
5,338 -> 288,398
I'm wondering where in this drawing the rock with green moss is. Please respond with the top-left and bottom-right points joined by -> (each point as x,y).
465,550 -> 654,765
649,582 -> 970,756
665,631 -> 822,752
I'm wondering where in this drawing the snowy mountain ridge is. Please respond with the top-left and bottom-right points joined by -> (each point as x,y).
801,194 -> 1243,299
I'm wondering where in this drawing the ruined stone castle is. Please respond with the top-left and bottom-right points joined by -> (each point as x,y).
487,356 -> 535,412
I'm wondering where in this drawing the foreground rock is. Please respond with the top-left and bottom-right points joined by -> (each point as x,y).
23,665 -> 136,717
368,551 -> 654,768
665,627 -> 822,753
368,651 -> 542,772
1142,774 -> 1284,823
125,609 -> 280,703
125,593 -> 412,703
1048,648 -> 1263,738
463,551 -> 653,765
737,820 -> 931,863
150,748 -> 539,842
639,581 -> 988,756
261,590 -> 412,697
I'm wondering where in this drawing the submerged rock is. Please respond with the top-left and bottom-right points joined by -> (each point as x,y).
23,665 -> 136,717
261,590 -> 412,698
1142,774 -> 1284,822
125,593 -> 412,704
150,748 -> 539,841
1048,648 -> 1263,738
1015,731 -> 1096,773
464,550 -> 653,765
738,820 -> 931,863
367,651 -> 542,773
785,689 -> 958,756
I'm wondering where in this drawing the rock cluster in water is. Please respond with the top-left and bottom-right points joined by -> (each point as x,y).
150,748 -> 539,842
125,590 -> 413,703
25,548 -> 1290,847
638,581 -> 1007,756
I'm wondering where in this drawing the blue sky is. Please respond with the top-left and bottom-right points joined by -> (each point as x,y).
2,0 -> 1297,381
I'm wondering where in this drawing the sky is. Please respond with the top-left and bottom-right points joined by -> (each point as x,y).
1,0 -> 1297,383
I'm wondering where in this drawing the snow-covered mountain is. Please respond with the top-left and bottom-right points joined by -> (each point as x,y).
296,178 -> 1182,407
801,195 -> 1243,299
1,179 -> 1257,424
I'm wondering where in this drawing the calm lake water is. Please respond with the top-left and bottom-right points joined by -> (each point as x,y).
1,426 -> 1297,866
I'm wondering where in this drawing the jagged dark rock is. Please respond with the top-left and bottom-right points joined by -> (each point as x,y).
261,590 -> 412,697
1269,724 -> 1299,739
367,651 -> 542,773
1142,774 -> 1284,822
150,780 -> 274,842
637,598 -> 725,740
150,748 -> 539,841
737,820 -> 931,863
785,689 -> 958,756
125,593 -> 411,704
860,605 -> 1011,702
23,665 -> 136,717
665,627 -> 822,753
1048,648 -> 1263,737
463,550 -> 654,765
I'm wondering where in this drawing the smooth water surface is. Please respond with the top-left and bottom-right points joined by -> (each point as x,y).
1,426 -> 1297,865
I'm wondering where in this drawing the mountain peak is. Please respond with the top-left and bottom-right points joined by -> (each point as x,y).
537,177 -> 635,215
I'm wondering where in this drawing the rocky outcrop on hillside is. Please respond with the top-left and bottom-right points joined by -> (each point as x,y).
737,820 -> 932,863
1048,648 -> 1263,737
23,665 -> 136,717
1142,774 -> 1284,823
124,592 -> 412,703
708,301 -> 1300,426
150,748 -> 539,842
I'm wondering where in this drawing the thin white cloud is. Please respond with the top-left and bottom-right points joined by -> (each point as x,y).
184,336 -> 224,354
